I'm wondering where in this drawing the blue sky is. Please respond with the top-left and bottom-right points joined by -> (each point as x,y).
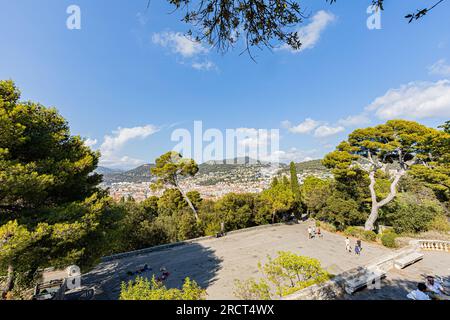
1,0 -> 449,169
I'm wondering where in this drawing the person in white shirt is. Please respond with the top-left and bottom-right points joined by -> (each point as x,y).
425,276 -> 449,300
407,283 -> 431,300
345,237 -> 351,253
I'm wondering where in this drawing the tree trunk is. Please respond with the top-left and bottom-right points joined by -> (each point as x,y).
2,265 -> 14,297
365,204 -> 380,231
175,182 -> 200,222
364,170 -> 405,231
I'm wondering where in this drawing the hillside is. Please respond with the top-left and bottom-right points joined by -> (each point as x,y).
100,159 -> 330,186
295,159 -> 328,172
100,158 -> 285,185
279,159 -> 329,175
95,166 -> 124,175
100,164 -> 155,184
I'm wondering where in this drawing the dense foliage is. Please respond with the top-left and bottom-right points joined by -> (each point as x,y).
323,120 -> 448,231
1,80 -> 448,299
380,230 -> 398,248
234,251 -> 331,299
120,276 -> 206,300
0,81 -> 121,295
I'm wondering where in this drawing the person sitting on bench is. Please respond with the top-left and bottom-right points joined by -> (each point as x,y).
407,283 -> 431,300
426,276 -> 450,300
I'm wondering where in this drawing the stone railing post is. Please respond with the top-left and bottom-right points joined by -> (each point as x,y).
413,240 -> 450,252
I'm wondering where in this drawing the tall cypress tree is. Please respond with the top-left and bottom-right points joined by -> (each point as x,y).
290,162 -> 301,202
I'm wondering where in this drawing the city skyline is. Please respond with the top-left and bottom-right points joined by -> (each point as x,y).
1,0 -> 449,169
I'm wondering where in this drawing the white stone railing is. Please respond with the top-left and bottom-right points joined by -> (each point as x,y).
410,240 -> 450,252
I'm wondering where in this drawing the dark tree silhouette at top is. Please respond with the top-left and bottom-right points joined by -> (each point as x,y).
144,0 -> 447,58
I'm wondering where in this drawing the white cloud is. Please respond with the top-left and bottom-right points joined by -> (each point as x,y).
152,31 -> 209,58
152,31 -> 218,71
279,10 -> 336,53
99,125 -> 159,168
366,80 -> 450,119
84,138 -> 98,148
192,60 -> 217,71
271,148 -> 319,163
338,114 -> 370,127
314,125 -> 345,138
284,118 -> 345,138
428,59 -> 450,76
235,128 -> 279,149
284,118 -> 321,134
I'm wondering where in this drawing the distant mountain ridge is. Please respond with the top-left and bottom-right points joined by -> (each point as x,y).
99,158 -> 327,185
295,159 -> 328,172
95,166 -> 124,175
100,164 -> 155,184
203,156 -> 271,165
279,159 -> 329,175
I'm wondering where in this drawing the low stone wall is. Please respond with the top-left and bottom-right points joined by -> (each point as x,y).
281,270 -> 349,300
101,222 -> 287,262
284,239 -> 450,300
282,245 -> 418,300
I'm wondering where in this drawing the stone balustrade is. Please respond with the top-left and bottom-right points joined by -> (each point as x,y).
412,240 -> 450,252
285,239 -> 449,300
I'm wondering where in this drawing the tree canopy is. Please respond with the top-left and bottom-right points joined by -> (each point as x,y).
151,151 -> 200,220
0,80 -> 101,215
323,120 -> 448,230
0,80 -> 121,296
159,0 -> 446,57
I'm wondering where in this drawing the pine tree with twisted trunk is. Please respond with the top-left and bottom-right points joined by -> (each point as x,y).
323,120 -> 445,231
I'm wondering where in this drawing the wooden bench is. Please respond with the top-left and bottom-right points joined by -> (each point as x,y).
394,252 -> 424,270
345,268 -> 386,294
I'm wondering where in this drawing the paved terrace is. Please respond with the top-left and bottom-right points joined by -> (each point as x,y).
82,223 -> 392,300
348,251 -> 450,300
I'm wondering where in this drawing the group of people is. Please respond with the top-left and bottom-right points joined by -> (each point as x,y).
345,237 -> 363,256
307,225 -> 322,239
125,264 -> 171,282
408,276 -> 450,300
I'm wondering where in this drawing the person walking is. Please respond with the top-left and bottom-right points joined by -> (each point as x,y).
317,227 -> 322,238
355,243 -> 361,256
307,226 -> 312,239
345,237 -> 351,253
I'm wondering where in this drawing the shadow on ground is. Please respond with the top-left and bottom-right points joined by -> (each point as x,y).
347,273 -> 450,300
346,277 -> 417,300
79,243 -> 222,300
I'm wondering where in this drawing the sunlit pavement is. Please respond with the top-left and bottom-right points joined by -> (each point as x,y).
82,223 -> 392,300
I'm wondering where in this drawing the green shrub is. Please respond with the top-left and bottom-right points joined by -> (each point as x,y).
343,226 -> 377,242
204,222 -> 222,236
317,194 -> 366,230
427,215 -> 450,233
362,230 -> 377,242
120,276 -> 206,300
381,231 -> 398,248
234,251 -> 331,299
319,221 -> 337,233
384,193 -> 443,234
260,251 -> 331,297
233,278 -> 272,300
343,226 -> 360,237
